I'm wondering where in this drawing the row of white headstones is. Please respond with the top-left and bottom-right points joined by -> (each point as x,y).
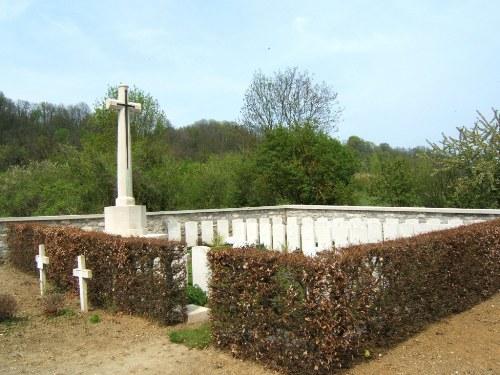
36,244 -> 92,312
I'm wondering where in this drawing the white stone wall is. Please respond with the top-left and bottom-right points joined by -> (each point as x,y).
1,205 -> 499,260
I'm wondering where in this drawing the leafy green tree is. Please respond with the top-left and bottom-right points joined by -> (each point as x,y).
240,67 -> 342,135
176,154 -> 244,209
250,123 -> 358,205
0,160 -> 79,216
346,135 -> 377,172
412,150 -> 452,208
0,92 -> 91,171
170,119 -> 257,161
370,155 -> 418,207
427,109 -> 500,208
91,85 -> 172,137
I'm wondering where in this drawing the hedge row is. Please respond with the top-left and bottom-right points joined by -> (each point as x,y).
333,219 -> 500,347
5,223 -> 188,324
208,219 -> 500,374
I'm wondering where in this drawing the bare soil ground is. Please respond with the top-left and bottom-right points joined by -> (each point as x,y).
1,261 -> 498,375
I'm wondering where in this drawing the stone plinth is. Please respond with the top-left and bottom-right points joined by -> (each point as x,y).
104,205 -> 146,236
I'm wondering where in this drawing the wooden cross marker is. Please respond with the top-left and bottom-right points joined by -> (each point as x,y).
73,255 -> 92,312
35,244 -> 49,296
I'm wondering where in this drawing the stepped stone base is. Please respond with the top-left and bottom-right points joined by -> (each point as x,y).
104,205 -> 146,237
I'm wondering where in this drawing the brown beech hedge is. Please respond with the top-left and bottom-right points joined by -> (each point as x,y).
208,219 -> 500,374
6,223 -> 187,324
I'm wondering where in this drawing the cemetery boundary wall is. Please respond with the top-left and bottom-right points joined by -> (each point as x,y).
1,205 -> 500,260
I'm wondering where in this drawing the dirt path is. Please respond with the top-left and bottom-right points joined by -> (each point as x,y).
1,262 -> 498,375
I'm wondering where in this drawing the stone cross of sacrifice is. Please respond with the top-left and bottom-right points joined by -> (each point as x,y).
106,84 -> 142,206
73,255 -> 93,312
35,244 -> 49,296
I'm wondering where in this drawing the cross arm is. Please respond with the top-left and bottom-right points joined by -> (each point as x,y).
106,98 -> 142,112
73,269 -> 93,279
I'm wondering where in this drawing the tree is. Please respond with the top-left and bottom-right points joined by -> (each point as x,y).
240,67 -> 342,135
250,123 -> 358,205
169,119 -> 257,161
370,156 -> 418,207
90,85 -> 172,138
427,109 -> 500,208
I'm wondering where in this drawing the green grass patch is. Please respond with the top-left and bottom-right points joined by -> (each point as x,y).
169,322 -> 212,349
0,317 -> 28,335
56,308 -> 76,317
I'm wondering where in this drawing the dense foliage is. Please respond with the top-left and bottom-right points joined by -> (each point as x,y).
208,219 -> 500,374
0,86 -> 498,216
249,123 -> 358,205
427,109 -> 499,208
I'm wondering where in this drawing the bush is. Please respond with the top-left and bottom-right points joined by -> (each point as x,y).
0,294 -> 19,321
188,284 -> 208,306
42,293 -> 65,316
208,219 -> 500,374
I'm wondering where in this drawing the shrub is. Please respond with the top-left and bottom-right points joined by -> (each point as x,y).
42,293 -> 65,316
208,219 -> 500,374
0,294 -> 19,321
188,284 -> 208,306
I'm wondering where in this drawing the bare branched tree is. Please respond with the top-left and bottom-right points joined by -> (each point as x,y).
240,67 -> 342,134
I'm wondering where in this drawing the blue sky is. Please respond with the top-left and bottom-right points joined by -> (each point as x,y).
1,0 -> 499,148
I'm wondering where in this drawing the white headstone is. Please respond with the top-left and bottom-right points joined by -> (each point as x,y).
191,246 -> 210,293
246,218 -> 259,245
399,219 -> 418,238
332,218 -> 349,248
232,219 -> 246,242
185,221 -> 198,247
286,217 -> 301,251
201,220 -> 214,245
271,216 -> 285,250
259,218 -> 272,249
315,217 -> 332,251
72,255 -> 92,312
424,218 -> 442,233
35,244 -> 49,296
367,218 -> 383,243
167,220 -> 182,241
447,218 -> 464,228
383,218 -> 400,240
216,220 -> 229,242
301,217 -> 316,255
349,218 -> 368,244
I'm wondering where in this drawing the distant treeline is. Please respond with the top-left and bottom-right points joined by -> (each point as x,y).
0,89 -> 497,217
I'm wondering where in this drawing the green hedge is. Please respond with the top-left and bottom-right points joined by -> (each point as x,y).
208,219 -> 500,374
5,223 -> 188,324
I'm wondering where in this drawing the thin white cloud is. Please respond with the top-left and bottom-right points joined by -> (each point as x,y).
292,16 -> 308,33
0,0 -> 31,20
291,15 -> 399,56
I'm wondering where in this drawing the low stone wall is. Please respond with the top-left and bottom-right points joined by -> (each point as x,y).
1,205 -> 499,260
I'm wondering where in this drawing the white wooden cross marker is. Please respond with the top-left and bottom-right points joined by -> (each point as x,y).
106,84 -> 142,207
35,244 -> 49,296
73,255 -> 92,312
